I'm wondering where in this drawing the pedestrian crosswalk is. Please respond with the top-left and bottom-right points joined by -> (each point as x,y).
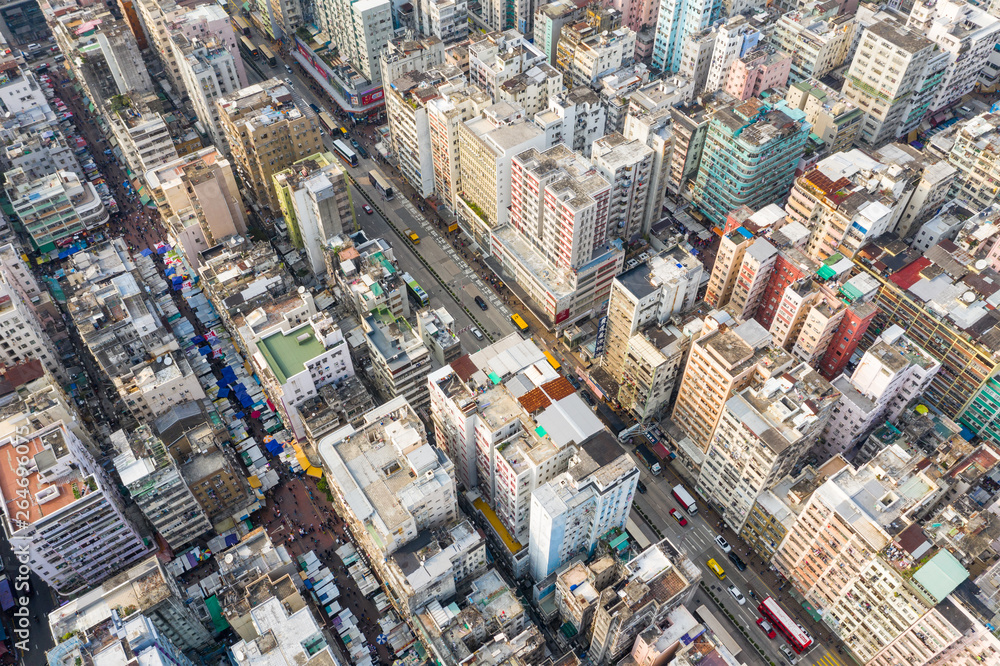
810,650 -> 847,666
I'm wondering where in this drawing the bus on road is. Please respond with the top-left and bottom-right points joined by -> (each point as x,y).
543,350 -> 561,371
511,313 -> 528,333
239,36 -> 258,60
401,272 -> 429,307
332,139 -> 358,167
232,16 -> 251,36
758,597 -> 813,653
259,44 -> 277,67
318,111 -> 337,135
370,168 -> 394,200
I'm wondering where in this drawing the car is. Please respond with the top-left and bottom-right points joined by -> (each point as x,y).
756,618 -> 776,639
363,204 -> 373,214
470,326 -> 484,340
309,103 -> 320,113
285,65 -> 293,74
778,645 -> 798,665
727,585 -> 746,605
636,480 -> 647,494
580,390 -> 595,406
669,508 -> 688,526
727,551 -> 747,571
350,139 -> 360,148
475,295 -> 488,310
567,375 -> 580,389
714,535 -> 732,553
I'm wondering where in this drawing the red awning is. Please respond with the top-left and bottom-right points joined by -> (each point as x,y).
653,442 -> 671,459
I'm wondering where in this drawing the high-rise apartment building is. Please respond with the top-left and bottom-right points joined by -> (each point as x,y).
469,30 -> 547,98
692,98 -> 810,224
906,0 -> 1000,114
672,317 -> 793,451
173,35 -> 245,151
704,16 -> 760,93
364,314 -> 432,409
784,79 -> 863,154
0,257 -> 65,382
493,143 -> 624,330
948,113 -> 1000,210
112,426 -> 212,550
842,19 -> 948,148
529,432 -> 638,580
534,0 -> 583,66
651,0 -> 720,73
217,79 -> 322,210
820,326 -> 938,457
418,0 -> 469,42
724,49 -> 791,101
456,103 -> 545,246
385,66 -> 465,199
144,146 -> 247,269
774,448 -> 972,664
535,87 -> 608,157
114,351 -> 208,422
772,1 -> 856,84
557,23 -> 637,89
105,93 -> 179,178
590,132 -> 654,239
427,86 -> 492,213
318,0 -> 393,86
481,0 -> 538,34
5,168 -> 109,253
273,152 -> 351,275
0,421 -> 148,595
698,363 -> 839,531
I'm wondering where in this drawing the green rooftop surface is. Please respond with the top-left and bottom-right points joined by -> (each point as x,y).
912,549 -> 968,602
256,326 -> 325,384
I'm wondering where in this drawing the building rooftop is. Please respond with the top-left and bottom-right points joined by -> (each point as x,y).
866,18 -> 934,53
0,424 -> 88,528
256,324 -> 327,384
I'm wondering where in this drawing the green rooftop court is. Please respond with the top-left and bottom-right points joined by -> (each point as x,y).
256,326 -> 325,384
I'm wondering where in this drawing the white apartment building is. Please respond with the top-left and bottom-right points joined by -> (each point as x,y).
319,397 -> 457,559
821,326 -> 938,456
705,16 -> 760,93
698,364 -> 840,531
907,0 -> 1000,113
652,0 -> 720,73
948,113 -> 1000,210
591,132 -> 654,239
418,0 -> 469,43
427,86 -> 491,213
0,421 -> 148,595
108,97 -> 179,179
843,19 -> 948,148
112,426 -> 212,550
115,352 -> 208,422
497,64 -> 563,116
247,310 -> 353,440
319,0 -> 393,86
173,35 -> 244,150
0,68 -> 50,116
773,1 -> 856,84
379,34 -> 445,86
364,314 -> 432,409
495,143 -> 625,330
571,28 -> 637,88
273,154 -> 351,276
456,103 -> 545,246
529,432 -> 639,580
468,30 -> 546,99
0,268 -> 66,382
534,87 -> 607,157
385,66 -> 465,199
679,26 -> 718,95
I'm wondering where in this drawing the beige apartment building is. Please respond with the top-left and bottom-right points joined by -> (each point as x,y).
671,318 -> 792,451
217,79 -> 322,210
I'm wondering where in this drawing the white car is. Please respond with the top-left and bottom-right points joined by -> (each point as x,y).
471,327 -> 484,340
727,584 -> 746,605
715,535 -> 732,553
778,645 -> 798,664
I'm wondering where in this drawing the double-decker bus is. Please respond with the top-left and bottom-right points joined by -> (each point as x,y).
370,168 -> 393,200
259,44 -> 276,67
332,139 -> 358,167
543,350 -> 561,372
758,597 -> 813,653
511,313 -> 529,333
318,111 -> 337,135
239,36 -> 258,59
401,272 -> 429,307
231,16 -> 251,36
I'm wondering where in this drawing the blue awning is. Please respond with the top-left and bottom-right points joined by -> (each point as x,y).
141,248 -> 153,256
235,411 -> 245,419
218,387 -> 231,398
165,267 -> 176,276
199,346 -> 212,355
192,336 -> 204,344
156,245 -> 169,255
